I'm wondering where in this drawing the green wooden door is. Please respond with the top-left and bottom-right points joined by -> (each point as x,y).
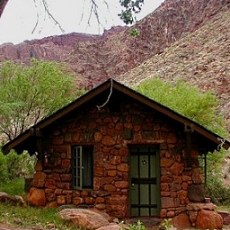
130,145 -> 160,216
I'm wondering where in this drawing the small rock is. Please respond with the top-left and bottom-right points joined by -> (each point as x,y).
113,218 -> 119,223
0,192 -> 25,206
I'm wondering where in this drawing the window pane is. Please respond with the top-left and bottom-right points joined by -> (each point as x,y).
82,146 -> 93,188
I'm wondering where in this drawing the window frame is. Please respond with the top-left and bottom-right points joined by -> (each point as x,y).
72,145 -> 94,190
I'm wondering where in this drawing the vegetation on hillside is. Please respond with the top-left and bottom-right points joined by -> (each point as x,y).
120,9 -> 230,87
136,78 -> 228,137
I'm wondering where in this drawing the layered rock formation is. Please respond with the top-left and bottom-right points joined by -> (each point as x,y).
0,0 -> 229,89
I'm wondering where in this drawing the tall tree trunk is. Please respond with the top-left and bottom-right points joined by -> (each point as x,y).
0,0 -> 9,18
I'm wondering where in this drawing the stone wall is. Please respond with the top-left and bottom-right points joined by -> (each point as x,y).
29,100 -> 202,218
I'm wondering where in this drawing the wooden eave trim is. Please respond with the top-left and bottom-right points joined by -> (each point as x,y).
3,79 -> 230,153
2,129 -> 33,154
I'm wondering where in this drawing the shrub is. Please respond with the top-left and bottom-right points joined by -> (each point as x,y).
128,220 -> 146,230
0,151 -> 9,183
160,218 -> 173,230
0,148 -> 36,187
205,149 -> 230,205
129,28 -> 140,37
0,177 -> 25,195
205,173 -> 230,205
6,150 -> 36,179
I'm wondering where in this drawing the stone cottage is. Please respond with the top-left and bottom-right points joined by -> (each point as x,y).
3,79 -> 230,222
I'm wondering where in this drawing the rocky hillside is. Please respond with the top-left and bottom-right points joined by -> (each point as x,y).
0,0 -> 229,88
0,0 -> 229,130
118,7 -> 230,132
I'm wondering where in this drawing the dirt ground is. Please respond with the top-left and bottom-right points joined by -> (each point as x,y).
0,222 -> 160,230
1,221 -> 230,230
0,223 -> 48,230
0,224 -> 33,230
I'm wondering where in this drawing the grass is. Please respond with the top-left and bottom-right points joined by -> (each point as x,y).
217,205 -> 230,213
0,178 -> 78,229
0,203 -> 78,230
0,177 -> 25,196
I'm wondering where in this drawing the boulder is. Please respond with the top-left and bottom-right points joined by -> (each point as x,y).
0,192 -> 25,206
218,211 -> 230,225
172,213 -> 191,229
196,210 -> 223,229
27,187 -> 46,206
59,208 -> 110,229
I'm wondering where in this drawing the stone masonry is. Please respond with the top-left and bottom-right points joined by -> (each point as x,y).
29,98 -> 202,219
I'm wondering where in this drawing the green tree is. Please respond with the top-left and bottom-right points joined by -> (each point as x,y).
136,78 -> 227,137
0,59 -> 83,141
119,0 -> 144,24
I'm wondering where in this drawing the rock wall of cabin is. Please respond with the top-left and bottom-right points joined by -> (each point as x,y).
29,100 -> 203,218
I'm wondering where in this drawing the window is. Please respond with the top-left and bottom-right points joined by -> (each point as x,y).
72,145 -> 93,189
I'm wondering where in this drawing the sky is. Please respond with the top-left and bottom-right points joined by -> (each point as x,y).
0,0 -> 164,45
